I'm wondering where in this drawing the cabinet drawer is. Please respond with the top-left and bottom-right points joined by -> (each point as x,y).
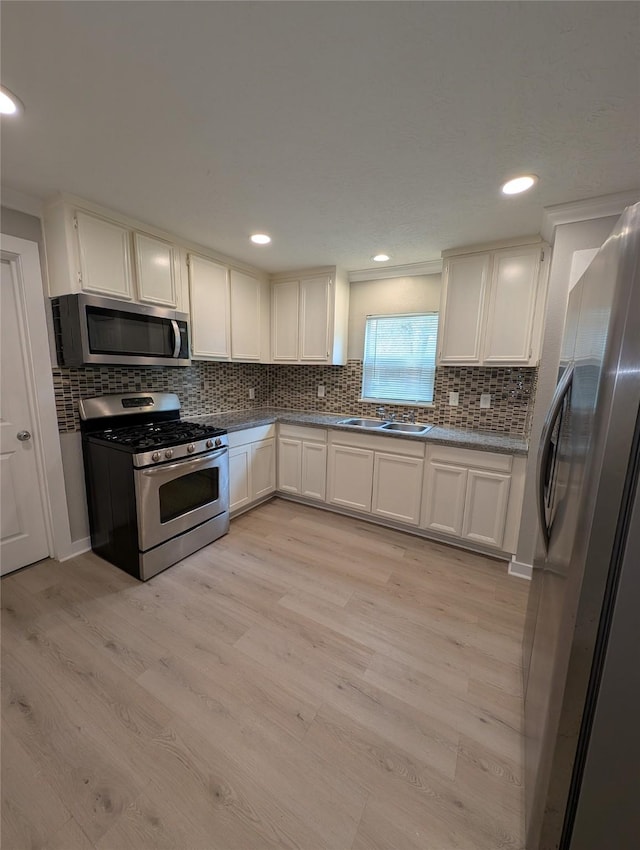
228,423 -> 276,448
278,423 -> 327,442
427,444 -> 512,472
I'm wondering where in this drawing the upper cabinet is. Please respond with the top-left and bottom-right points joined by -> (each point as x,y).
75,211 -> 134,300
188,254 -> 269,362
44,196 -> 187,311
438,240 -> 549,366
270,267 -> 349,364
133,231 -> 178,307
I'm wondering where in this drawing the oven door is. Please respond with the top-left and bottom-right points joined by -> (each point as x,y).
134,448 -> 229,552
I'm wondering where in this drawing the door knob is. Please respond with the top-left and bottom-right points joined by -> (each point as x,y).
17,430 -> 31,442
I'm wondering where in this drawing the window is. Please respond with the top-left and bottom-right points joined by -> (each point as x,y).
361,313 -> 438,404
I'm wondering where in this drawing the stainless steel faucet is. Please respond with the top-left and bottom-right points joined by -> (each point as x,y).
402,410 -> 417,423
376,406 -> 387,420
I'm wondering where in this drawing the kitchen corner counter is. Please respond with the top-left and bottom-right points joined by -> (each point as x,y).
192,407 -> 529,456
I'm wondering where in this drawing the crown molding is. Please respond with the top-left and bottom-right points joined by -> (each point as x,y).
348,259 -> 442,282
1,185 -> 44,218
541,189 -> 640,243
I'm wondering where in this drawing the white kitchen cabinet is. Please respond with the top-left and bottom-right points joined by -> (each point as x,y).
462,468 -> 511,548
327,444 -> 374,512
230,269 -> 262,361
327,429 -> 425,520
43,197 -> 192,310
438,254 -> 489,364
75,210 -> 134,300
271,281 -> 299,361
277,437 -> 303,495
277,425 -> 327,501
228,425 -> 276,515
271,267 -> 349,364
371,452 -> 424,526
421,445 -> 524,553
133,231 -> 178,307
438,240 -> 548,366
422,461 -> 468,536
189,257 -> 269,362
301,442 -> 327,500
251,439 -> 276,501
188,254 -> 230,359
229,444 -> 252,513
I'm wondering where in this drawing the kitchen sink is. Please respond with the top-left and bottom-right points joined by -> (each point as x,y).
380,422 -> 434,434
337,418 -> 385,428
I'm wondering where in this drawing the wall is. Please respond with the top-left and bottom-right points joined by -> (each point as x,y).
347,274 -> 441,359
515,214 -> 620,568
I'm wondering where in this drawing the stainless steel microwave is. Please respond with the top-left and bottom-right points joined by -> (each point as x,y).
53,293 -> 191,367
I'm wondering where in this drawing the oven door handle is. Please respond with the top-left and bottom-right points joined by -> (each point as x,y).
171,320 -> 181,359
137,447 -> 227,478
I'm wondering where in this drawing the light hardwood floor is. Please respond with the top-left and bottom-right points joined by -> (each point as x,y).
2,498 -> 529,850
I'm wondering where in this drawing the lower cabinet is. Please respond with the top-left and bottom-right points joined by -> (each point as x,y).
277,425 -> 327,501
327,444 -> 374,512
327,431 -> 425,524
230,421 -> 526,557
421,445 -> 525,553
372,452 -> 425,526
228,425 -> 276,515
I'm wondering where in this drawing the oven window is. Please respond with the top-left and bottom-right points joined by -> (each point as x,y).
158,468 -> 219,523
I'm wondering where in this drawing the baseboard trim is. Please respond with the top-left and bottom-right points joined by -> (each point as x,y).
509,558 -> 532,580
58,536 -> 92,561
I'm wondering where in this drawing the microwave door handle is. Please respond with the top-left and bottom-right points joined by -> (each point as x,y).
536,362 -> 574,552
171,320 -> 181,358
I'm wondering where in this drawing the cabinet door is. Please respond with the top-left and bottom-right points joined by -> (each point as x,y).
229,445 -> 251,513
422,462 -> 468,537
272,281 -> 299,361
438,254 -> 489,364
188,255 -> 230,359
372,453 -> 423,526
277,437 -> 302,494
327,444 -> 374,512
301,442 -> 327,501
133,232 -> 177,307
75,211 -> 133,299
230,270 -> 261,361
300,275 -> 330,361
462,469 -> 511,548
483,246 -> 541,364
251,439 -> 275,500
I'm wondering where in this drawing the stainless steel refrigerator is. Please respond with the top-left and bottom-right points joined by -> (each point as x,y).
523,202 -> 640,849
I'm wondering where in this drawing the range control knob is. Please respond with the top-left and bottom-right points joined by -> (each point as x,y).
165,449 -> 174,459
187,443 -> 195,454
215,437 -> 222,448
152,451 -> 161,462
206,439 -> 214,449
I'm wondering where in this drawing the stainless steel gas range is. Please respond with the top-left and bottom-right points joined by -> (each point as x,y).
79,393 -> 229,580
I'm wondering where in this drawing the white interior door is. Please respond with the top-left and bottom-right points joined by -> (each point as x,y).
1,257 -> 50,573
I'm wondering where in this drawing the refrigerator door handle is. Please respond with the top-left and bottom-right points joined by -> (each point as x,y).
537,362 -> 575,551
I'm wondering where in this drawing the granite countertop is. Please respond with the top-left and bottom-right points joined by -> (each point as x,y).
190,407 -> 529,456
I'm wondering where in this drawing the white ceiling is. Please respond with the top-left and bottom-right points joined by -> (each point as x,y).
1,1 -> 638,273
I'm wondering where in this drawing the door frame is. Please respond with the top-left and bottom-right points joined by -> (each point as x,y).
1,233 -> 72,563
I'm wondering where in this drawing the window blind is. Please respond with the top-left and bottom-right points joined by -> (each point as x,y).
362,313 -> 438,404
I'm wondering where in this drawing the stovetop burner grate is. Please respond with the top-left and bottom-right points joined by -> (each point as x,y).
94,420 -> 226,451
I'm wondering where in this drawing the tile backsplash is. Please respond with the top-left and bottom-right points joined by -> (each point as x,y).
54,360 -> 537,436
267,361 -> 537,435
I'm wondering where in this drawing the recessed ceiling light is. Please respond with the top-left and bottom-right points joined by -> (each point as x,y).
372,254 -> 391,262
501,175 -> 538,195
250,233 -> 271,245
0,86 -> 23,115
